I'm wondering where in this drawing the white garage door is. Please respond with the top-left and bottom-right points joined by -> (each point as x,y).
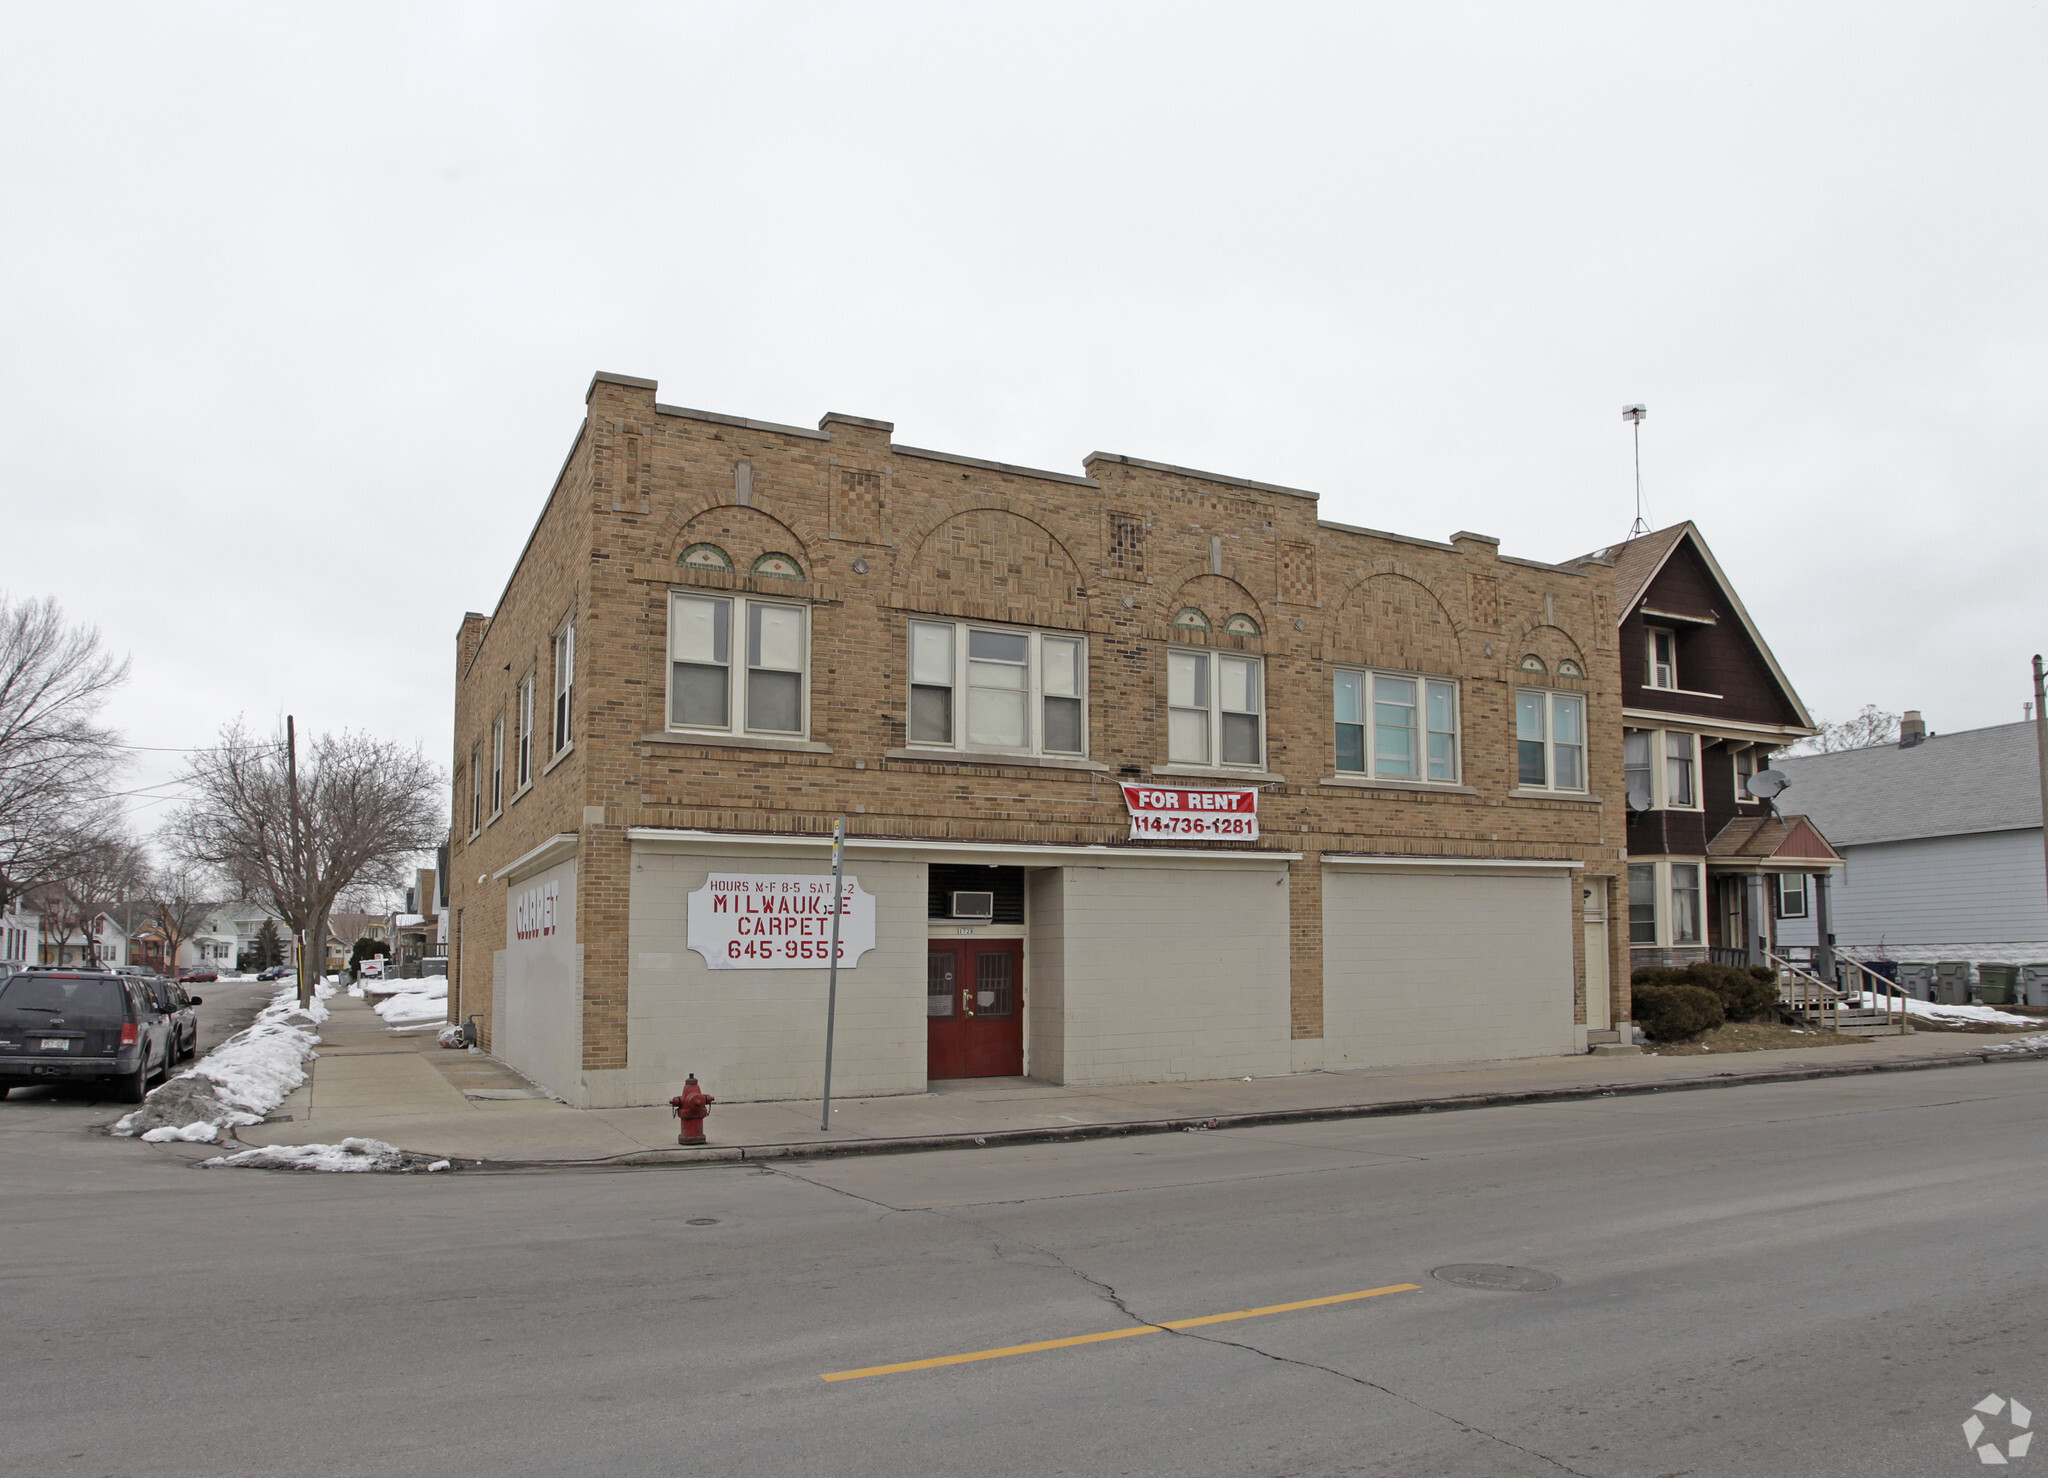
1321,868 -> 1576,1069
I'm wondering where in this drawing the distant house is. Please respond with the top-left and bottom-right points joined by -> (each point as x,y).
1586,521 -> 1842,968
1,899 -> 39,969
1774,717 -> 2048,962
43,910 -> 126,968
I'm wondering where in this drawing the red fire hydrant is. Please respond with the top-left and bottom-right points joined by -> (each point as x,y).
670,1074 -> 715,1145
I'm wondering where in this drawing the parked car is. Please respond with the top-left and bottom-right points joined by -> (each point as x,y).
136,976 -> 201,1062
0,968 -> 174,1102
421,958 -> 448,978
256,965 -> 290,982
177,968 -> 219,984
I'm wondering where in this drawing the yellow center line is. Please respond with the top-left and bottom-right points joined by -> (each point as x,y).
821,1282 -> 1422,1382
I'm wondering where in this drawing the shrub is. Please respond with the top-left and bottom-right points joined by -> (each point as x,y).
1630,963 -> 1780,1023
1631,982 -> 1725,1042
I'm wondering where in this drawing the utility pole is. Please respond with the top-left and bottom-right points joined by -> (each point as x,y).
2034,657 -> 2048,922
286,715 -> 309,1007
819,817 -> 846,1133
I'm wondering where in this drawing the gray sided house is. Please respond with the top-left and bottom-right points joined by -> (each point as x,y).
1774,719 -> 2048,961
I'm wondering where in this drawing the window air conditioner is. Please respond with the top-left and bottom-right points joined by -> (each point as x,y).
950,891 -> 996,921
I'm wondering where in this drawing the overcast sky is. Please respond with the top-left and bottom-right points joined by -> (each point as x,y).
3,2 -> 2043,829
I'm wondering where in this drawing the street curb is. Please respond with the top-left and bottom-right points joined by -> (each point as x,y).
456,1044 -> 2048,1173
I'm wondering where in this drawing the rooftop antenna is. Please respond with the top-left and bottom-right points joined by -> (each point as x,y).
1622,404 -> 1649,538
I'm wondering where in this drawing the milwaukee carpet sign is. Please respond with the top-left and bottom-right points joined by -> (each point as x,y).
1120,784 -> 1260,840
686,873 -> 878,969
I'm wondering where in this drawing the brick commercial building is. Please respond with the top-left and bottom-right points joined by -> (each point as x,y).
449,372 -> 1630,1108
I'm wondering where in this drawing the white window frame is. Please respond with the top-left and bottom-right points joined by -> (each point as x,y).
489,716 -> 504,819
468,746 -> 481,839
1777,873 -> 1809,919
1647,627 -> 1679,690
1514,688 -> 1587,793
552,616 -> 575,755
1663,730 -> 1700,810
904,619 -> 1087,758
1733,743 -> 1755,805
667,592 -> 812,739
1332,668 -> 1461,783
1628,859 -> 1709,947
1167,647 -> 1264,770
515,672 -> 534,791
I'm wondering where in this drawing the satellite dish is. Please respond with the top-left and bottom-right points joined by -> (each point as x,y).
1626,786 -> 1654,813
1746,769 -> 1788,800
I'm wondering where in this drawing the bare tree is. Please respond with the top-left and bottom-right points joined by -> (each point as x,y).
1789,704 -> 1901,755
165,721 -> 443,1004
0,595 -> 131,915
141,864 -> 215,978
25,832 -> 147,965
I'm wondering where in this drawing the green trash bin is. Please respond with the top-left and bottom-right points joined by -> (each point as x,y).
1978,963 -> 2020,1006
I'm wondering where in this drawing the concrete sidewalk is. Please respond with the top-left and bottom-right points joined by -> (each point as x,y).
211,992 -> 2048,1169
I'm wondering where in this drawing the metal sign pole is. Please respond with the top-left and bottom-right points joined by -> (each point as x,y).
819,817 -> 846,1133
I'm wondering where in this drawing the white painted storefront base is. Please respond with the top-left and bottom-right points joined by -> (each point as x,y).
486,831 -> 1590,1110
1320,865 -> 1577,1070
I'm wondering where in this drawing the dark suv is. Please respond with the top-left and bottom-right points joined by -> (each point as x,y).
0,969 -> 174,1102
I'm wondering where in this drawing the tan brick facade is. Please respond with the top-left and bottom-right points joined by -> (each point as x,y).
451,372 -> 1630,1103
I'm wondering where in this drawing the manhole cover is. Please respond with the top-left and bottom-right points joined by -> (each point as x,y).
1431,1264 -> 1561,1292
686,1217 -> 720,1226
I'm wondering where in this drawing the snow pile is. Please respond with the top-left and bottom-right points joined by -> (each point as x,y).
1854,992 -> 2037,1028
375,976 -> 448,1027
201,1137 -> 448,1173
112,982 -> 326,1139
141,1121 -> 221,1143
1985,1033 -> 2048,1054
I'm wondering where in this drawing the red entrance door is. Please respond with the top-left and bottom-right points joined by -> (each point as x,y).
927,940 -> 1024,1079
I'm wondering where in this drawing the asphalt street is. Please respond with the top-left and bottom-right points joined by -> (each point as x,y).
4,1027 -> 2046,1477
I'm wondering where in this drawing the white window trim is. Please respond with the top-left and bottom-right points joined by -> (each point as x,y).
468,747 -> 482,840
667,592 -> 813,740
1166,646 -> 1265,771
1777,873 -> 1809,919
1331,666 -> 1461,785
1624,726 -> 1704,811
489,716 -> 505,821
1646,626 -> 1679,691
904,618 -> 1088,760
1628,859 -> 1708,948
1515,688 -> 1589,794
552,616 -> 575,756
515,671 -> 535,794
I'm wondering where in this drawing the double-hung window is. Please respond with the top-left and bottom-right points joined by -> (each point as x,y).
515,674 -> 534,789
670,594 -> 809,736
1623,731 -> 1653,801
1515,690 -> 1586,791
1647,628 -> 1678,689
1168,649 -> 1262,768
1664,732 -> 1697,807
489,717 -> 504,817
1734,744 -> 1755,804
1627,863 -> 1657,945
1669,863 -> 1702,944
908,621 -> 1084,756
1334,670 -> 1459,782
552,618 -> 575,753
1777,874 -> 1808,919
468,747 -> 481,838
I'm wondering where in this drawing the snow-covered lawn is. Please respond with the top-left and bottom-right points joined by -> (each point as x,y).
1852,991 -> 2039,1028
374,976 -> 449,1027
113,981 -> 330,1141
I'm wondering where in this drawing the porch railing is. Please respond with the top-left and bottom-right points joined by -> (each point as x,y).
1764,950 -> 1910,1035
1708,947 -> 1750,968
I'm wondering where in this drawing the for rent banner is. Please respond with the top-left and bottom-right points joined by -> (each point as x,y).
1120,784 -> 1259,841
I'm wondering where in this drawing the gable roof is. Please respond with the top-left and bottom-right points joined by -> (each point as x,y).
1581,520 -> 1816,731
1773,722 -> 2044,846
1707,813 -> 1842,868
